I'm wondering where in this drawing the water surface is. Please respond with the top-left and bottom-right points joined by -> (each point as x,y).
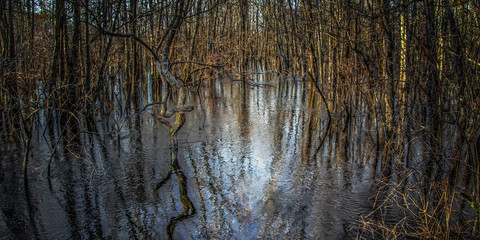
1,75 -> 381,239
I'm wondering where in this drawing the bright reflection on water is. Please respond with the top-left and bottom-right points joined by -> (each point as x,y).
0,74 -> 380,239
182,77 -> 378,239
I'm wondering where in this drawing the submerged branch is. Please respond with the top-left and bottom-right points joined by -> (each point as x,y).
164,106 -> 194,118
170,61 -> 226,69
139,102 -> 193,117
222,70 -> 274,87
166,163 -> 196,239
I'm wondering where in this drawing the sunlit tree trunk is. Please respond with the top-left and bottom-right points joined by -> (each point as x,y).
398,3 -> 407,169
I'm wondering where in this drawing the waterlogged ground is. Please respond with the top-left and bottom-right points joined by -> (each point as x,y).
1,74 -> 384,239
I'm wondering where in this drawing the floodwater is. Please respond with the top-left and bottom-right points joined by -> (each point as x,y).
1,74 -> 383,239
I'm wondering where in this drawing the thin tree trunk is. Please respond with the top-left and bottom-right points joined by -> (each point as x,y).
424,0 -> 439,180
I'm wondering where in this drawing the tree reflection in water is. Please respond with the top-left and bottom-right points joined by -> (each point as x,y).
155,130 -> 196,239
0,74 -> 387,239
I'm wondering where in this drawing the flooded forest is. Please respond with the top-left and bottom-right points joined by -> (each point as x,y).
1,0 -> 480,239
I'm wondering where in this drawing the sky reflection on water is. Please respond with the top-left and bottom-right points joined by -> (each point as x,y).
180,77 -> 378,239
0,75 -> 380,239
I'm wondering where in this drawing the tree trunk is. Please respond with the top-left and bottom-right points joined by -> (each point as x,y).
424,0 -> 440,180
